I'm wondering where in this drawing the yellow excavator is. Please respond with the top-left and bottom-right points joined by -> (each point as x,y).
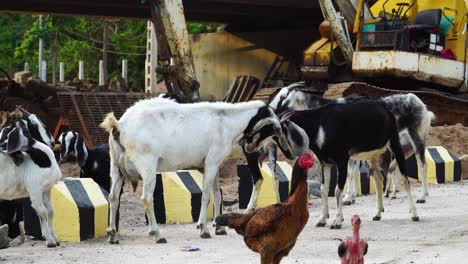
303,0 -> 468,126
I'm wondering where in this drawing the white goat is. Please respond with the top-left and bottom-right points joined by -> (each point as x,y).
0,118 -> 61,247
100,97 -> 284,243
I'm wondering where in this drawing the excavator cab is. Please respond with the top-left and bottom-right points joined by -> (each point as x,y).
304,0 -> 468,92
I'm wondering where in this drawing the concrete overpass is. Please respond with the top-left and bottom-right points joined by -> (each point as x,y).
0,0 -> 322,29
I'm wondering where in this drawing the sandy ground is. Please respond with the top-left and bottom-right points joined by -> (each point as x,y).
1,180 -> 468,263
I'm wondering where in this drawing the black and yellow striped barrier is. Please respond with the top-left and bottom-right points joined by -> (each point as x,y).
238,161 -> 292,209
328,146 -> 462,197
23,178 -> 109,242
153,170 -> 215,224
327,163 -> 388,197
407,146 -> 462,184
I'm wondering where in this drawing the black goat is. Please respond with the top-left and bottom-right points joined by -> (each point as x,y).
58,131 -> 111,191
244,100 -> 420,229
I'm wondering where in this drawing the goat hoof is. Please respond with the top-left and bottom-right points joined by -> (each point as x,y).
148,230 -> 156,236
200,232 -> 211,239
416,199 -> 426,204
315,222 -> 326,227
156,238 -> 167,244
412,216 -> 420,222
391,196 -> 397,200
215,227 -> 227,236
330,224 -> 341,230
46,242 -> 57,248
373,216 -> 381,221
343,201 -> 352,206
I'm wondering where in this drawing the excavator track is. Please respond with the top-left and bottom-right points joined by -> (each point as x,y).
323,82 -> 468,126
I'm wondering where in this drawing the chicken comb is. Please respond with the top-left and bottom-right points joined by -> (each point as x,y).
298,154 -> 315,169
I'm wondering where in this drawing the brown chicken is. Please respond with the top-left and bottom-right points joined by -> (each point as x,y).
338,215 -> 368,264
215,153 -> 315,264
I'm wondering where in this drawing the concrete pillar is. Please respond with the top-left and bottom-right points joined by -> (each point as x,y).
145,21 -> 158,93
59,62 -> 65,82
99,60 -> 104,85
78,60 -> 84,80
122,59 -> 128,85
41,60 -> 47,82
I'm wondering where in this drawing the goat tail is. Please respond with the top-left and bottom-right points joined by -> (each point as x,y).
389,121 -> 407,177
100,112 -> 120,133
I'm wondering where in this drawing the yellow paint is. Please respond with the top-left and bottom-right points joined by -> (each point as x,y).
434,147 -> 455,182
51,182 -> 80,242
161,171 -> 214,224
304,38 -> 336,66
80,178 -> 109,238
370,0 -> 415,20
162,172 -> 192,224
253,162 -> 293,208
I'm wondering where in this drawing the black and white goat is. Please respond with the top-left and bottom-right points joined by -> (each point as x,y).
0,117 -> 61,247
58,131 -> 111,191
244,100 -> 420,229
0,108 -> 56,243
99,96 -> 287,243
244,83 -> 434,213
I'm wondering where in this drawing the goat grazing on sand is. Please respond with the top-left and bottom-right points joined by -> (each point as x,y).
244,100 -> 420,229
100,96 -> 288,243
0,117 -> 61,247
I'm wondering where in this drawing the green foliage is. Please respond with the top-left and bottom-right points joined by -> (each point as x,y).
0,13 -> 218,91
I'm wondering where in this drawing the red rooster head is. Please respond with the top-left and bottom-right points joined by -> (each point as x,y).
298,154 -> 315,170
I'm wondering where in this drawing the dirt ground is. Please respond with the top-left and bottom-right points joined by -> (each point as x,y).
2,181 -> 468,263
2,125 -> 468,263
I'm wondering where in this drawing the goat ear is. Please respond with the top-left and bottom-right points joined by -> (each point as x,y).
279,111 -> 295,123
6,127 -> 29,154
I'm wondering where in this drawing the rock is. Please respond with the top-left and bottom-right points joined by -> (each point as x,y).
8,222 -> 25,247
0,224 -> 9,249
308,180 -> 321,198
460,154 -> 468,180
13,71 -> 32,86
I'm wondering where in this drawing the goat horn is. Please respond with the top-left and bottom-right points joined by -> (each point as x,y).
15,106 -> 31,117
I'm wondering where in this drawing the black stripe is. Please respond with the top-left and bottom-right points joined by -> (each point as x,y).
428,148 -> 445,184
360,162 -> 370,195
177,172 -> 202,222
449,152 -> 462,182
153,173 -> 166,224
274,163 -> 290,202
237,164 -> 253,209
405,154 -> 419,180
64,179 -> 95,240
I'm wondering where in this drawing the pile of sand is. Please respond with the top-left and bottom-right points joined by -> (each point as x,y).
427,124 -> 468,157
